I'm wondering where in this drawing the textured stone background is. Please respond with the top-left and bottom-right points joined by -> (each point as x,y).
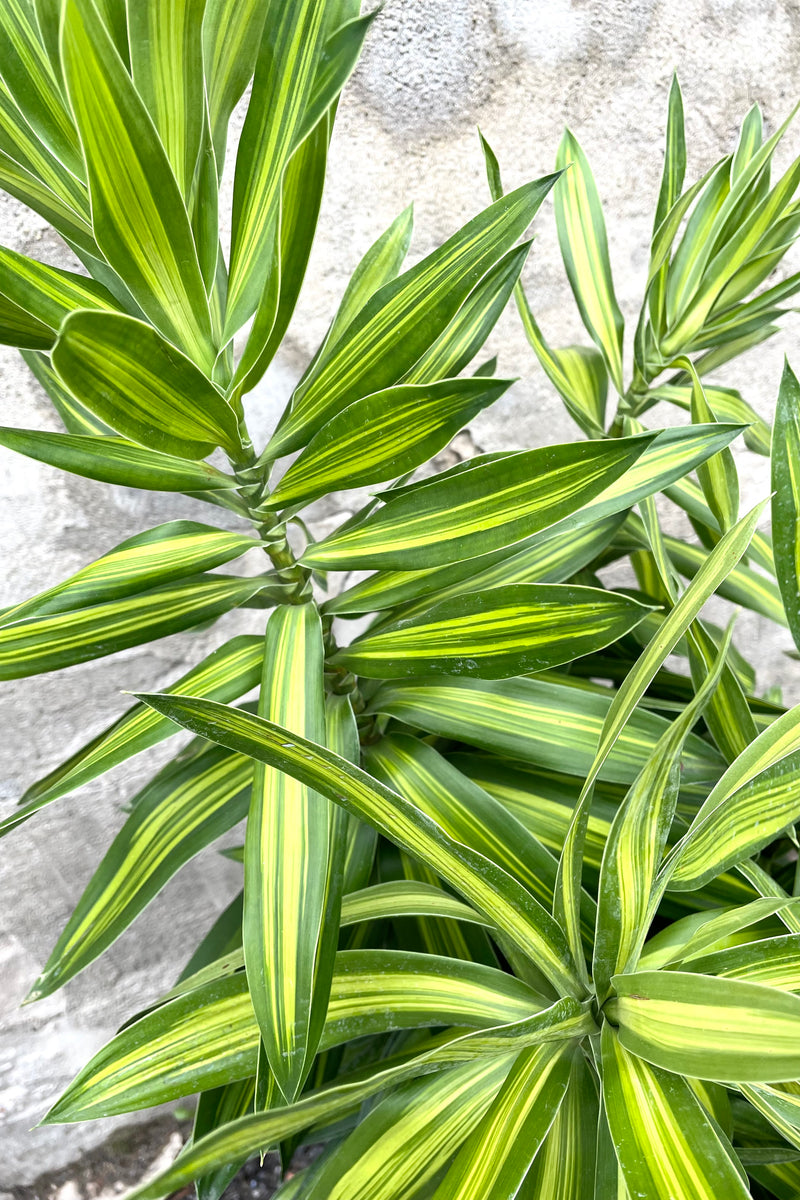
2,0 -> 800,1184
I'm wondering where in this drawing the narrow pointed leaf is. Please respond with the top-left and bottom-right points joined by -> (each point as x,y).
0,147 -> 94,251
432,1042 -> 574,1200
0,426 -> 238,493
333,584 -> 654,680
61,0 -> 214,368
612,970 -> 800,1081
772,359 -> 800,652
5,636 -> 265,826
202,0 -> 268,165
0,573 -> 260,681
244,603 -> 330,1101
0,244 -> 117,332
132,694 -> 584,998
270,175 -> 561,457
522,1051 -> 598,1199
555,129 -> 624,392
29,744 -> 253,999
225,0 -> 328,335
686,934 -> 800,990
52,312 -> 242,460
270,378 -> 510,509
601,1023 -> 750,1200
339,881 -> 489,929
301,433 -> 653,571
1,521 -> 255,625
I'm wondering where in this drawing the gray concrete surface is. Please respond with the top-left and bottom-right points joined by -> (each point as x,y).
2,0 -> 800,1183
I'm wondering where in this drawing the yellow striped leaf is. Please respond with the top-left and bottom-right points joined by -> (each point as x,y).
0,146 -> 95,251
304,1055 -> 515,1200
340,881 -> 489,930
601,1023 -> 750,1199
29,744 -> 253,999
132,693 -> 584,998
0,77 -> 89,215
52,311 -> 242,460
611,970 -> 800,1082
0,289 -> 51,346
0,573 -> 260,681
244,603 -> 331,1101
333,584 -> 653,680
127,0 -> 205,200
0,243 -> 117,336
522,1051 -> 598,1199
117,997 -> 593,1200
269,377 -> 511,510
432,1042 -> 574,1200
5,635 -> 265,826
555,130 -> 624,393
45,949 -> 544,1120
202,0 -> 268,165
0,520 -> 254,625
301,433 -> 653,571
225,0 -> 328,336
370,677 -> 723,787
327,691 -> 377,897
740,1083 -> 800,1153
0,0 -> 82,174
686,934 -> 800,991
325,513 -> 625,617
0,426 -> 239,494
592,630 -> 732,1001
192,1077 -> 257,1200
61,0 -> 215,369
665,703 -> 800,891
648,74 -> 686,336
637,898 -> 800,972
269,174 -> 561,458
772,359 -> 800,652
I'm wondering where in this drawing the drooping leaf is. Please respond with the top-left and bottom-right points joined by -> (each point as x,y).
0,426 -> 239,493
0,244 -> 117,335
51,311 -> 242,460
772,358 -> 800,653
132,693 -> 584,998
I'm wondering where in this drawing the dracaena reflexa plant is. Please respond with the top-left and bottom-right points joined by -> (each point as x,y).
3,1 -> 800,1197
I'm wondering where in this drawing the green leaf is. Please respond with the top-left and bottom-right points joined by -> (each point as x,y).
0,573 -> 260,681
0,146 -> 94,252
132,694 -> 584,998
555,502 -> 764,975
0,426 -> 239,493
772,359 -> 800,653
304,1056 -> 515,1200
637,897 -> 800,971
592,628 -> 731,1001
648,74 -> 686,335
127,0 -> 205,200
0,0 -> 81,174
0,74 -> 86,210
601,1023 -> 750,1200
370,676 -> 723,787
611,970 -> 800,1082
0,243 -> 117,334
28,744 -> 253,999
117,998 -> 593,1200
522,1051 -> 598,1199
671,357 -> 739,531
686,934 -> 800,991
0,290 -> 52,347
403,241 -> 531,386
332,584 -> 654,680
244,603 -> 333,1101
225,0 -> 328,336
51,312 -> 242,460
430,1042 -> 574,1200
202,0 -> 268,166
327,691 -> 377,897
664,703 -> 800,891
363,735 -> 568,925
193,1077 -> 256,1200
325,513 -> 625,618
269,174 -> 561,457
45,950 -> 546,1121
301,433 -> 653,571
4,636 -> 265,829
0,520 -> 255,625
740,1083 -> 800,1154
61,0 -> 214,369
555,129 -> 624,392
269,377 -> 511,510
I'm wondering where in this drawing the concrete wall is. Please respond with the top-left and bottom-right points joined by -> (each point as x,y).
2,0 -> 799,1183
